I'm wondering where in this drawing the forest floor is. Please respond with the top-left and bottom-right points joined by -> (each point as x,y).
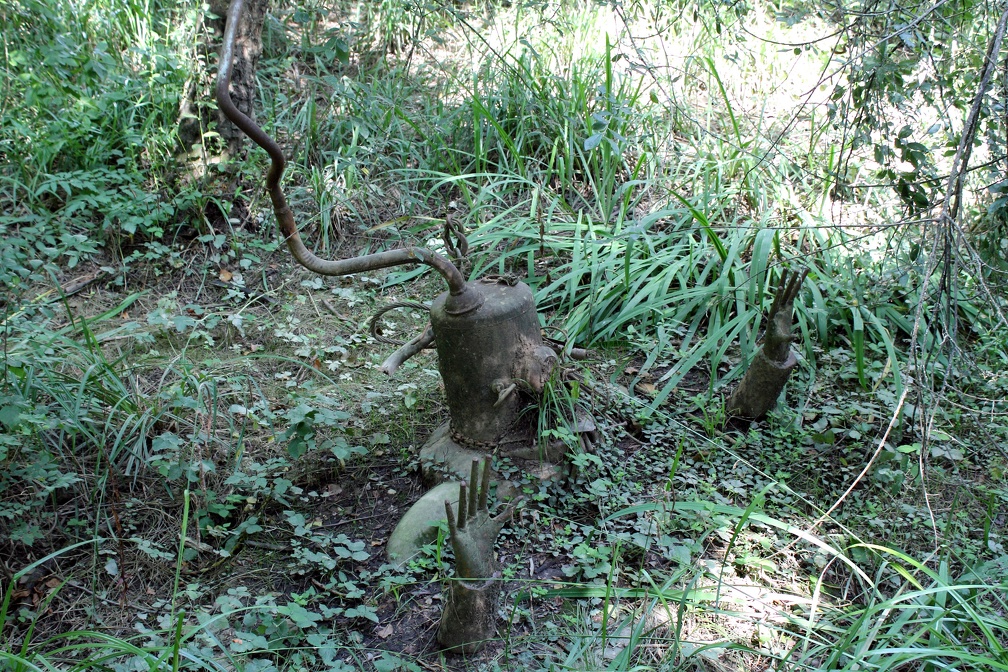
8,234 -> 1003,670
3,1 -> 1008,670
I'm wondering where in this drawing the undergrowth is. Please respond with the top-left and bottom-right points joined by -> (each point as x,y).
3,0 -> 1008,670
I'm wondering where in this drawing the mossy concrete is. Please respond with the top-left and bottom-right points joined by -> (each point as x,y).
386,481 -> 461,567
419,423 -> 489,486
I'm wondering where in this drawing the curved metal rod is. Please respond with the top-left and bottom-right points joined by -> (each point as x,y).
379,324 -> 436,376
217,0 -> 481,313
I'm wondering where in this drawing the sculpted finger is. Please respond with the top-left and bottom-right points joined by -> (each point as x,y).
445,500 -> 458,537
491,496 -> 523,526
468,459 -> 479,518
478,457 -> 491,512
783,267 -> 802,305
768,270 -> 786,318
794,268 -> 809,300
488,510 -> 509,537
457,483 -> 468,529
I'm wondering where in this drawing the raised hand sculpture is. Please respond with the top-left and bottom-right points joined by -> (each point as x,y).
437,458 -> 516,654
762,269 -> 808,363
726,268 -> 809,419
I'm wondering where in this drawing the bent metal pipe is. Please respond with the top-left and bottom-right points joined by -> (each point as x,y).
216,0 -> 483,315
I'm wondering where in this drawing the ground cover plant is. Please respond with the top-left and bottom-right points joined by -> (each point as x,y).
2,0 -> 1008,670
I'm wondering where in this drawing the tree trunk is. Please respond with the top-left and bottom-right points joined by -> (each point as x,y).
212,0 -> 266,156
179,0 -> 266,156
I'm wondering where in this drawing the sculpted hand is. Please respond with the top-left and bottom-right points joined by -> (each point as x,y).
444,458 -> 516,581
763,268 -> 808,363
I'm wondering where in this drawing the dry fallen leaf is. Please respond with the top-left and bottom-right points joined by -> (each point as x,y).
375,624 -> 394,639
635,382 -> 656,396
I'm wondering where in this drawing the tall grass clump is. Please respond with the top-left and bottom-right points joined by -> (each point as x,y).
449,0 -> 995,410
1,293 -> 167,548
554,481 -> 1008,671
570,543 -> 1008,670
792,548 -> 1008,671
450,34 -> 657,224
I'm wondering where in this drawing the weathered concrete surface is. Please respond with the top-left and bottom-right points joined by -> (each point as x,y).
386,482 -> 460,566
419,423 -> 488,486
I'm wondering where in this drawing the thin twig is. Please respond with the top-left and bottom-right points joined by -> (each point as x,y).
906,6 -> 1008,547
321,298 -> 349,320
804,387 -> 908,535
66,580 -> 148,612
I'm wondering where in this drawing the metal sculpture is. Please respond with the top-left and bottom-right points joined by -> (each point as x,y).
217,0 -> 583,649
437,458 -> 516,653
726,267 -> 809,419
